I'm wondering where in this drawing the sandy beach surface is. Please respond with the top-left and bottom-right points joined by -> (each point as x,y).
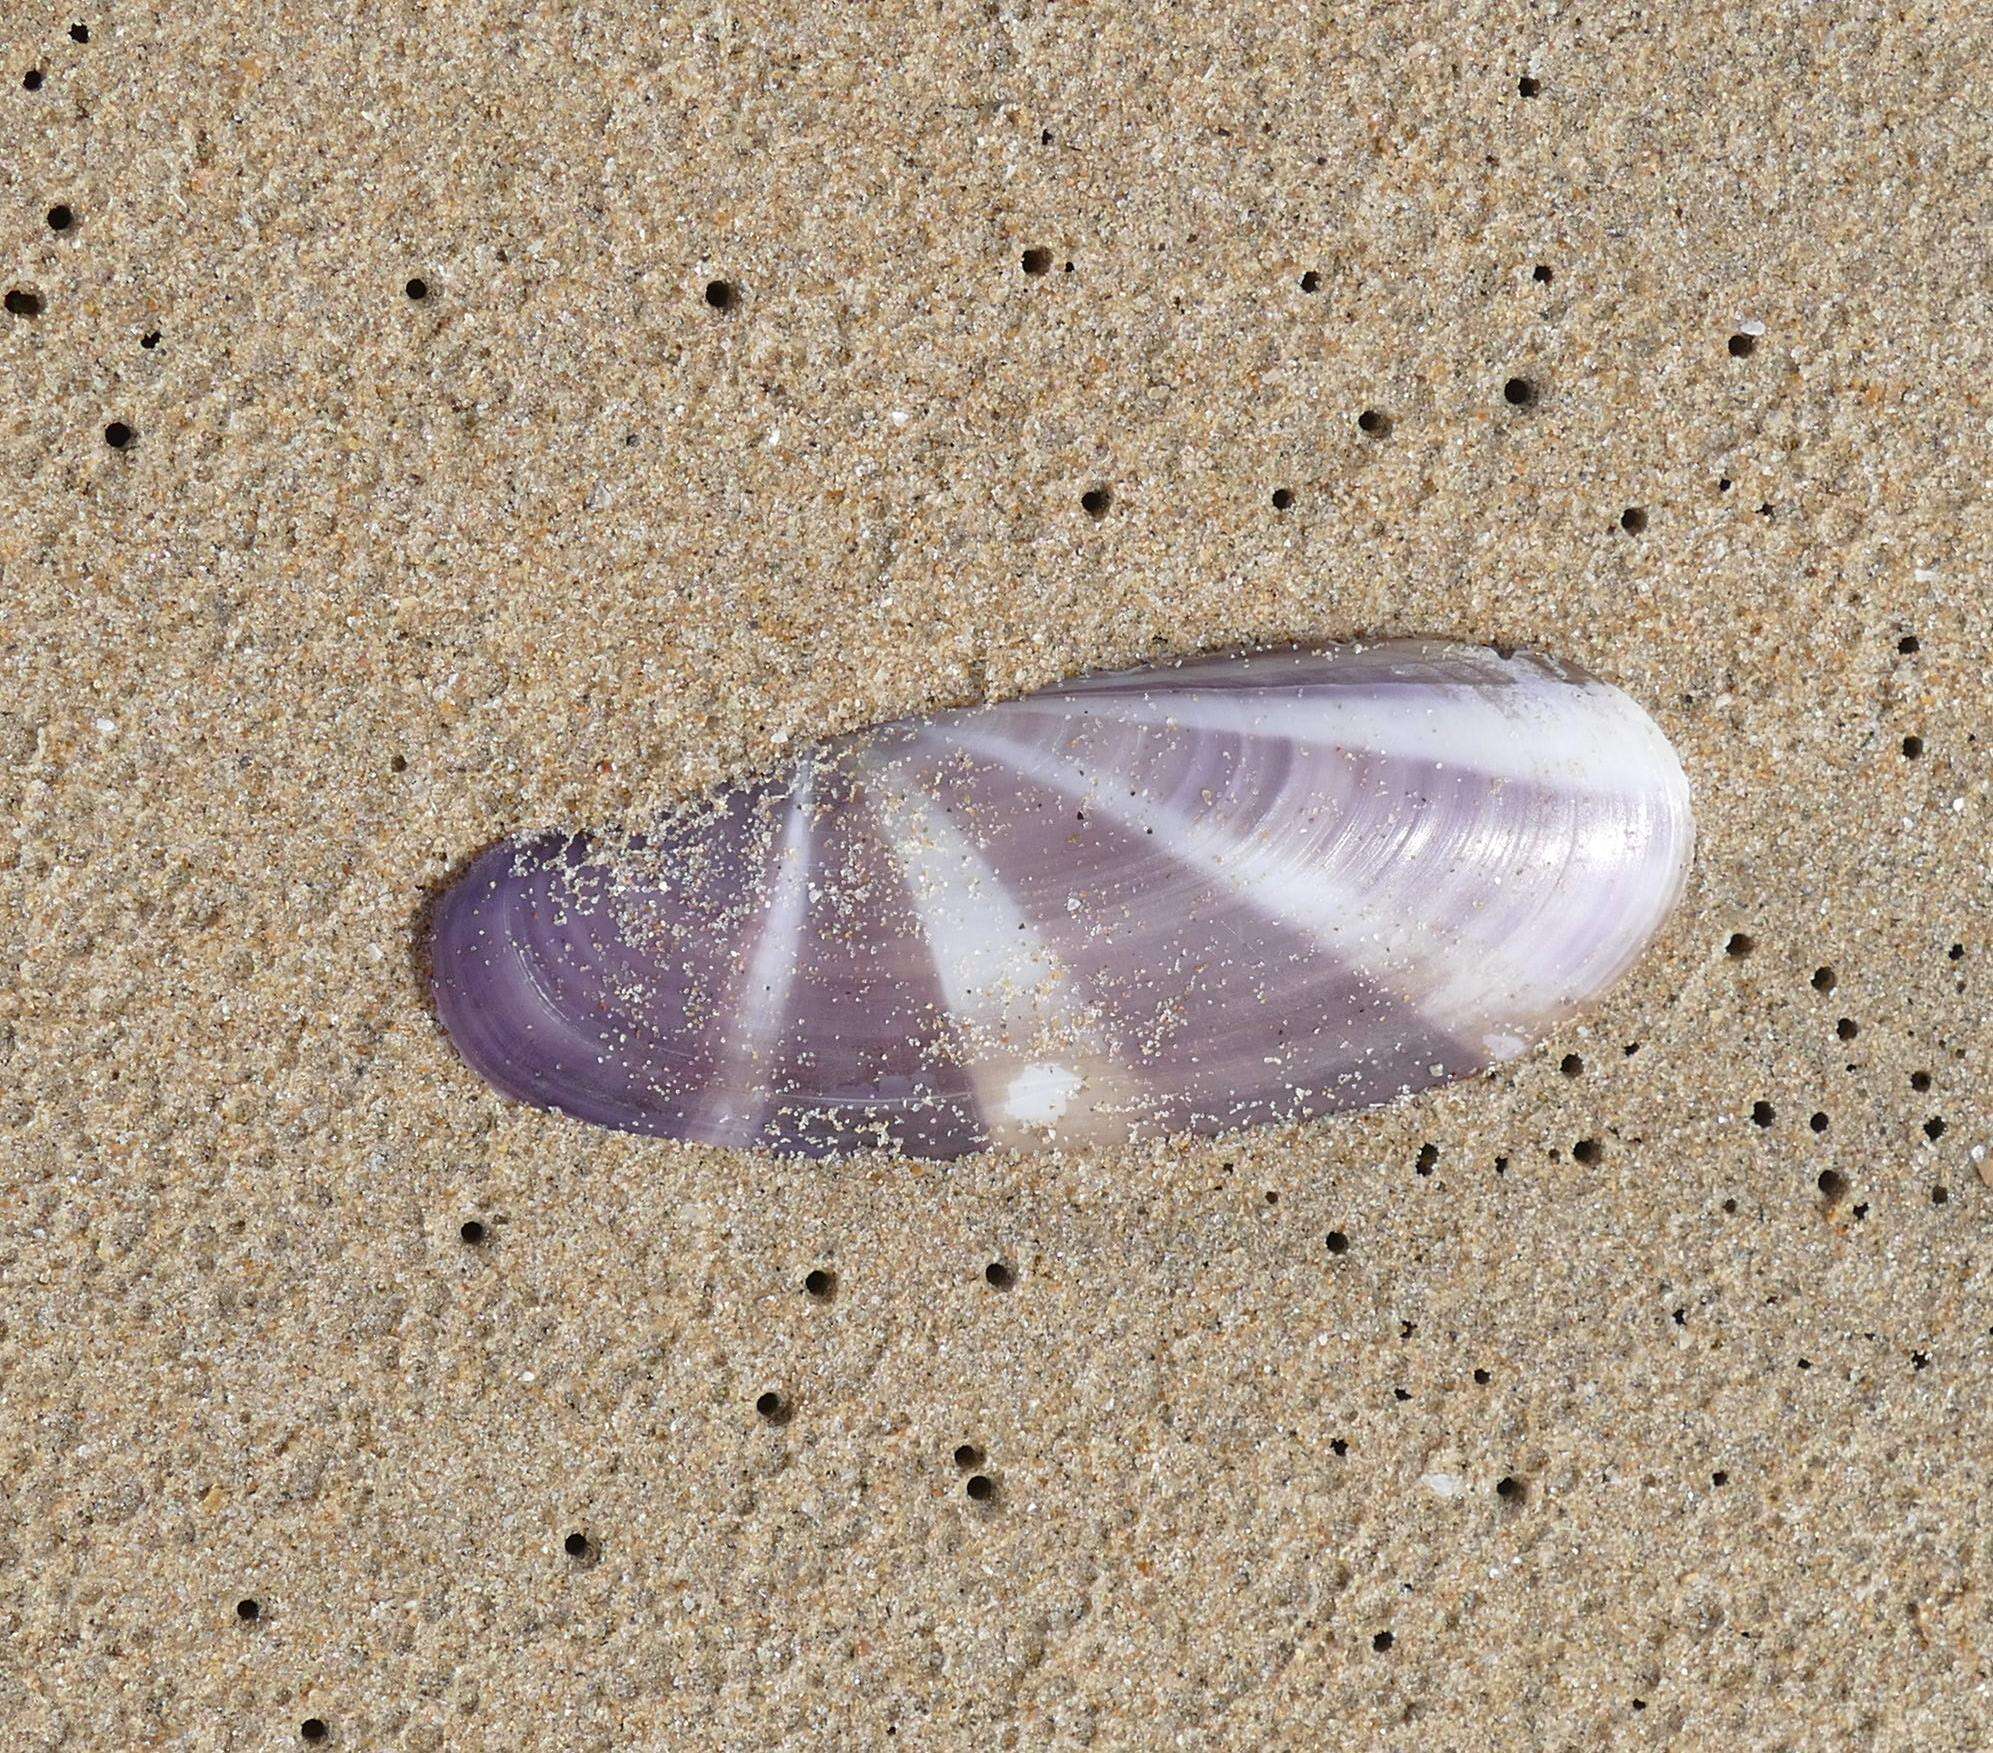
3,2 -> 1987,1745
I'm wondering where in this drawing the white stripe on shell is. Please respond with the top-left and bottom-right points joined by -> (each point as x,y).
864,765 -> 1134,1149
936,722 -> 1647,1045
706,759 -> 817,1121
1000,673 -> 1683,797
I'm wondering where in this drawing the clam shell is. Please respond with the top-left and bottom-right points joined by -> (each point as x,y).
429,640 -> 1693,1157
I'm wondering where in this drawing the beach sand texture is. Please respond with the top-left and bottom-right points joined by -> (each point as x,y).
2,3 -> 1988,1746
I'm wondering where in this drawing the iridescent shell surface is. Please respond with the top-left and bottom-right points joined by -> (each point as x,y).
428,641 -> 1694,1158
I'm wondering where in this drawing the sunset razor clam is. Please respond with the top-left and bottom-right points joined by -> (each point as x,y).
428,641 -> 1693,1158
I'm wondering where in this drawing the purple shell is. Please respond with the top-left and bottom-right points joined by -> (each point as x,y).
429,641 -> 1693,1158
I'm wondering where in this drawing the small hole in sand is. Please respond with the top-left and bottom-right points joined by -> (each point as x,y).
1728,933 -> 1756,960
389,753 -> 408,773
563,1531 -> 592,1559
1357,408 -> 1389,435
458,1219 -> 487,1245
46,203 -> 74,232
1560,1053 -> 1583,1077
1923,1117 -> 1946,1141
1080,486 -> 1113,519
804,1267 -> 835,1299
985,1259 -> 1014,1289
1495,1475 -> 1525,1500
1751,1101 -> 1775,1127
300,1721 -> 328,1744
1836,1017 -> 1858,1041
954,1443 -> 982,1469
404,276 -> 429,300
1711,1469 -> 1729,1486
755,1390 -> 790,1423
1728,333 -> 1756,358
141,329 -> 161,348
1325,1230 -> 1350,1255
4,289 -> 42,317
1620,506 -> 1647,534
965,1474 -> 995,1502
1021,247 -> 1052,276
1817,1169 -> 1846,1201
704,279 -> 738,312
104,421 -> 134,449
1931,1185 -> 1949,1205
1532,263 -> 1552,283
1901,735 -> 1923,758
1810,1112 -> 1830,1134
236,1598 -> 261,1622
1270,487 -> 1294,510
1898,634 -> 1919,654
1517,75 -> 1540,97
23,69 -> 44,90
70,23 -> 90,42
1910,1070 -> 1931,1092
1811,966 -> 1836,992
1300,270 -> 1321,292
1502,375 -> 1535,406
1472,1368 -> 1491,1385
1372,1630 -> 1396,1652
1572,1138 -> 1601,1165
